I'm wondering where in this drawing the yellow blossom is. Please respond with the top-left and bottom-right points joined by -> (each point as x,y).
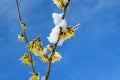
33,37 -> 42,46
20,53 -> 33,65
29,72 -> 40,80
40,54 -> 49,62
59,27 -> 75,40
18,33 -> 25,42
59,32 -> 67,40
64,27 -> 74,39
20,21 -> 26,31
28,37 -> 42,49
53,0 -> 65,9
28,37 -> 43,56
51,52 -> 62,63
47,45 -> 54,51
66,27 -> 75,36
28,41 -> 34,51
32,47 -> 43,56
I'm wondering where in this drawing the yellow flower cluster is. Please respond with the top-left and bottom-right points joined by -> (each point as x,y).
28,37 -> 49,62
59,27 -> 75,40
20,53 -> 33,65
51,52 -> 62,63
28,37 -> 43,56
47,45 -> 54,51
29,72 -> 40,80
18,33 -> 25,42
53,0 -> 65,9
40,54 -> 49,62
20,22 -> 26,31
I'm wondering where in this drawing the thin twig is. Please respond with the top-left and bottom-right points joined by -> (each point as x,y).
16,0 -> 22,22
16,0 -> 35,73
73,24 -> 80,31
24,32 -> 35,72
62,0 -> 70,19
45,0 -> 71,80
45,27 -> 62,80
45,58 -> 52,80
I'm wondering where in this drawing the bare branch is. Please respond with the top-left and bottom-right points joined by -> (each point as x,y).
62,0 -> 70,19
16,0 -> 22,22
16,0 -> 35,73
45,0 -> 71,80
73,23 -> 80,31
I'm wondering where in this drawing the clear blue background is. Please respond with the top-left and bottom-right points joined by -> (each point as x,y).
0,0 -> 120,80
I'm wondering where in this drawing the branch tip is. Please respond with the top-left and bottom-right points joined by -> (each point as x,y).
73,23 -> 80,30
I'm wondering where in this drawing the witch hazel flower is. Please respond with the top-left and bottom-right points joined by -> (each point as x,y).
18,33 -> 25,42
19,53 -> 33,65
53,0 -> 68,9
50,51 -> 62,63
29,72 -> 40,80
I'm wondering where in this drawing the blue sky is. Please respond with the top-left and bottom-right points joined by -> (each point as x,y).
0,0 -> 120,80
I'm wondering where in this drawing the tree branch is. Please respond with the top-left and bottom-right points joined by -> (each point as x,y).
16,0 -> 22,22
45,27 -> 62,80
16,0 -> 35,73
62,0 -> 70,19
24,32 -> 35,72
45,0 -> 71,80
73,24 -> 80,31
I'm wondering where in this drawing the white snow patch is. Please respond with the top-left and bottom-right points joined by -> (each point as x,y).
52,13 -> 63,25
47,25 -> 60,44
47,13 -> 67,45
